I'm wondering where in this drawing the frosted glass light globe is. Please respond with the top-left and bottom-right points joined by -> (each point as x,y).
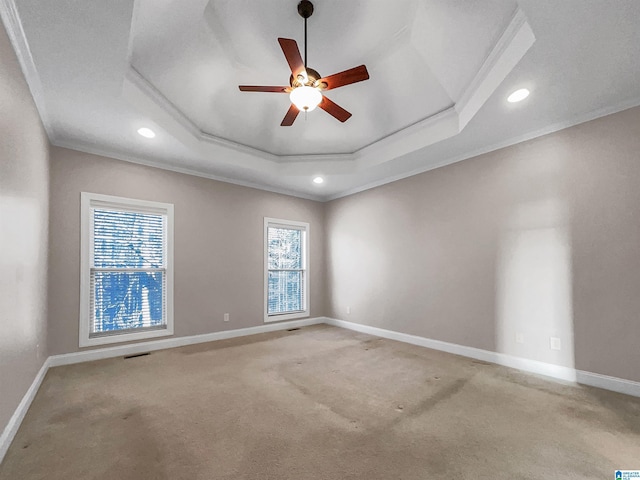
290,86 -> 322,112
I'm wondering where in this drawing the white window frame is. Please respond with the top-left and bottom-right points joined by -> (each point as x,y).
80,192 -> 174,347
264,217 -> 310,323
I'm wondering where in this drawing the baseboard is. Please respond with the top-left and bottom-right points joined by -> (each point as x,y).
575,370 -> 640,398
3,316 -> 638,466
49,316 -> 326,367
0,358 -> 51,465
324,318 -> 640,397
1,317 -> 325,464
0,317 -> 325,465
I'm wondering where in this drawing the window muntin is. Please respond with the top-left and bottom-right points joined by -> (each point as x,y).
80,193 -> 174,347
264,219 -> 309,322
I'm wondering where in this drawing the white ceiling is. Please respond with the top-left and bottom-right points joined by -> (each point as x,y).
3,0 -> 640,201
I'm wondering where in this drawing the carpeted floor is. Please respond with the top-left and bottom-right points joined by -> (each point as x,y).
1,324 -> 639,479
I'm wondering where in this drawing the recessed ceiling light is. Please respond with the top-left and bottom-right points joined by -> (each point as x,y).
313,176 -> 324,184
507,88 -> 530,103
137,127 -> 156,138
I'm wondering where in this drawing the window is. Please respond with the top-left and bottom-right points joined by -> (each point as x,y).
80,192 -> 174,347
264,218 -> 309,322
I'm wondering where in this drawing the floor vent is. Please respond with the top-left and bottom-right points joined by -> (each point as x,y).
124,352 -> 150,359
287,328 -> 301,331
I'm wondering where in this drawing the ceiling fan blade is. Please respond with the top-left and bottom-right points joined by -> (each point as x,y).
318,65 -> 369,90
278,38 -> 306,78
281,104 -> 300,126
239,85 -> 289,93
319,96 -> 352,123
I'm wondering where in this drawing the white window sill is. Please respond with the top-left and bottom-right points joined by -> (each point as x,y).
79,326 -> 174,348
264,311 -> 309,323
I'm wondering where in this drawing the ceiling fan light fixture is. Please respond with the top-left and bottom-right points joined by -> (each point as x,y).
290,85 -> 322,112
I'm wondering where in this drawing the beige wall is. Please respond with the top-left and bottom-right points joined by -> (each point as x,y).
3,9 -> 640,441
43,106 -> 640,382
326,106 -> 640,383
0,25 -> 50,433
48,147 -> 326,355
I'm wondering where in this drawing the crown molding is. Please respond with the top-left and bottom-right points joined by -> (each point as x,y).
122,67 -> 280,173
125,66 -> 356,166
16,0 -> 634,205
123,8 -> 535,176
50,138 -> 324,202
324,95 -> 640,201
3,0 -> 537,198
0,0 -> 56,142
456,6 -> 535,129
52,93 -> 640,204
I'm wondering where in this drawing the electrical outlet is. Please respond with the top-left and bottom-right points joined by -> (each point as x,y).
550,337 -> 561,351
515,333 -> 524,344
224,313 -> 230,322
346,306 -> 351,315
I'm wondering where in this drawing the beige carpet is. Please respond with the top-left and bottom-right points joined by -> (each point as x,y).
1,325 -> 639,479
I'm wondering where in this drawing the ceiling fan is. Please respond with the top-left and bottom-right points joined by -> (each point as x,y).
238,0 -> 370,126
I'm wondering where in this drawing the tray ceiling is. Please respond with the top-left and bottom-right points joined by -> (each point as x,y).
3,0 -> 640,200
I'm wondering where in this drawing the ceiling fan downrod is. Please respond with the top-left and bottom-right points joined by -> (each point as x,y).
297,0 -> 314,69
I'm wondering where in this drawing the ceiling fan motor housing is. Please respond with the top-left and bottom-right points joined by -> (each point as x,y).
290,68 -> 322,88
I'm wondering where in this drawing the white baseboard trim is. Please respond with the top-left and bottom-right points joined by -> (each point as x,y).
0,358 -> 51,465
0,317 -> 324,465
575,370 -> 640,398
3,316 -> 639,466
324,318 -> 640,397
49,316 -> 325,367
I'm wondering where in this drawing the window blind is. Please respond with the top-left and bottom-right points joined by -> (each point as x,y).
90,208 -> 167,335
267,226 -> 305,315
